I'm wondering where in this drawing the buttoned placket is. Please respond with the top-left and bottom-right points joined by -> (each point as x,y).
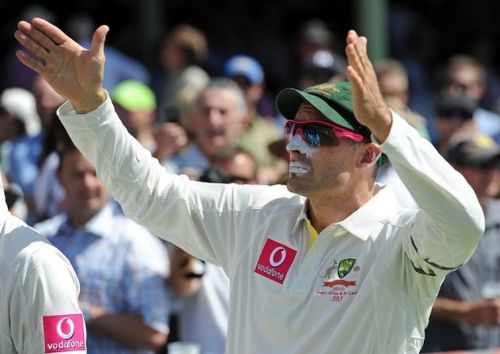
290,223 -> 345,294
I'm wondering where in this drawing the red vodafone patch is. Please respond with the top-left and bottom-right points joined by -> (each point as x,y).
42,314 -> 86,353
254,238 -> 297,284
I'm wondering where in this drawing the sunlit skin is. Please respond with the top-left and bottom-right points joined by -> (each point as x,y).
57,150 -> 109,228
286,102 -> 382,231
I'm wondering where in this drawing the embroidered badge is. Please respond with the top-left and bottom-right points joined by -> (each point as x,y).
254,238 -> 297,284
316,258 -> 360,303
43,314 -> 86,353
305,82 -> 340,97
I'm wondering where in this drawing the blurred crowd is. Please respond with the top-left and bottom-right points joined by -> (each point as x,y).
1,3 -> 500,354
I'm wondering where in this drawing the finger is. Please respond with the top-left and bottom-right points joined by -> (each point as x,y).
90,25 -> 109,59
346,43 -> 364,76
354,36 -> 370,70
15,50 -> 44,74
346,30 -> 358,45
346,65 -> 362,88
14,30 -> 49,60
31,17 -> 71,46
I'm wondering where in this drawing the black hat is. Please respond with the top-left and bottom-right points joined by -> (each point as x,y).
436,94 -> 477,120
446,134 -> 500,169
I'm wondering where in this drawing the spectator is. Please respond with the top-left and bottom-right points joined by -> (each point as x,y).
422,133 -> 500,352
297,49 -> 347,89
168,78 -> 246,179
111,80 -> 158,152
433,94 -> 479,154
375,58 -> 430,139
374,58 -> 430,209
154,23 -> 210,133
2,75 -> 64,223
35,135 -> 171,353
441,55 -> 500,139
0,87 -> 40,144
169,147 -> 258,354
223,54 -> 286,184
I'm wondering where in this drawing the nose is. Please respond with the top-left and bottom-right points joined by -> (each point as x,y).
286,133 -> 309,152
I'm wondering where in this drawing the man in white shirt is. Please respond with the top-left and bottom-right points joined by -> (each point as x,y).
15,18 -> 485,354
0,177 -> 86,354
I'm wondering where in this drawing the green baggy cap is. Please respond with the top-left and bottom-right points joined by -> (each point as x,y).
276,81 -> 389,165
275,81 -> 371,140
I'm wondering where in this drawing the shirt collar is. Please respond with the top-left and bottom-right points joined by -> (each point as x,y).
292,183 -> 401,241
60,202 -> 117,238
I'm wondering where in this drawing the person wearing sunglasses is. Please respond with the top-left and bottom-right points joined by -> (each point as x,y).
14,19 -> 484,354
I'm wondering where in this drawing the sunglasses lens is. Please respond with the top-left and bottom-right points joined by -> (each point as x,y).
285,121 -> 338,147
302,130 -> 321,147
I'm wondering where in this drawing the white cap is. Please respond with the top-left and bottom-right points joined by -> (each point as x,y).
1,88 -> 41,136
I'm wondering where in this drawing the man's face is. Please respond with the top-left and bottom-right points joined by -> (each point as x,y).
445,67 -> 483,102
285,103 -> 362,197
58,150 -> 108,221
192,88 -> 243,157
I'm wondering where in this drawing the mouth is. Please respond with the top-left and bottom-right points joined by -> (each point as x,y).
289,161 -> 310,175
207,127 -> 225,138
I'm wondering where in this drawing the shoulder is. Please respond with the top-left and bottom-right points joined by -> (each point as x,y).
2,217 -> 75,283
34,214 -> 66,237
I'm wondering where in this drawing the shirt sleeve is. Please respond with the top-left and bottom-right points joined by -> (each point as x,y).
381,111 -> 485,274
57,97 -> 286,270
11,244 -> 86,354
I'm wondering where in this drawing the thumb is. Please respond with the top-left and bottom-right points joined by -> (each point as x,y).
90,25 -> 109,59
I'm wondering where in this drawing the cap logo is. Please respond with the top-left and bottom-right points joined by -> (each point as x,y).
305,82 -> 340,98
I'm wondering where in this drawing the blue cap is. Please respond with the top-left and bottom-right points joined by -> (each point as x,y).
224,55 -> 264,85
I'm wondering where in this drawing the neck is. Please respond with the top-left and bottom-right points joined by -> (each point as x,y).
307,184 -> 378,232
69,213 -> 93,229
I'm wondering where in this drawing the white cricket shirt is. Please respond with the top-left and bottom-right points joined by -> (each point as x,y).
0,183 -> 85,354
58,97 -> 484,354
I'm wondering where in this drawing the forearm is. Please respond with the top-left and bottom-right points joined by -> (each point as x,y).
84,305 -> 167,350
431,297 -> 468,324
384,113 -> 484,250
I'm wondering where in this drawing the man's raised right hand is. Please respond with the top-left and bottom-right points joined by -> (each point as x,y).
15,17 -> 109,113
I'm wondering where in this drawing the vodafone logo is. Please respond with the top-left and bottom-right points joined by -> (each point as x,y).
56,318 -> 75,340
269,247 -> 287,267
43,314 -> 86,353
255,238 -> 297,284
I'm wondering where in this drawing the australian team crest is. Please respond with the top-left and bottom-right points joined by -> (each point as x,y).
338,258 -> 356,278
316,258 -> 360,303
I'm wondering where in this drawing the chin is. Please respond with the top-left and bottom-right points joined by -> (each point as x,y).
286,176 -> 306,196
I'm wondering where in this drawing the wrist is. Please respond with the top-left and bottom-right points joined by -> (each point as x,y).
72,88 -> 107,113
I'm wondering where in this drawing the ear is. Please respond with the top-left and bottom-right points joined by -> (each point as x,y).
360,144 -> 382,166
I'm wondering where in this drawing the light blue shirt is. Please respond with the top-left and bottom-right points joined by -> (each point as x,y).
35,202 -> 170,354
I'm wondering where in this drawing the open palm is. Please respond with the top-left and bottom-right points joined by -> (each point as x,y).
15,18 -> 108,111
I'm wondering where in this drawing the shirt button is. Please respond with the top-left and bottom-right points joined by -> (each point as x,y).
303,267 -> 311,274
